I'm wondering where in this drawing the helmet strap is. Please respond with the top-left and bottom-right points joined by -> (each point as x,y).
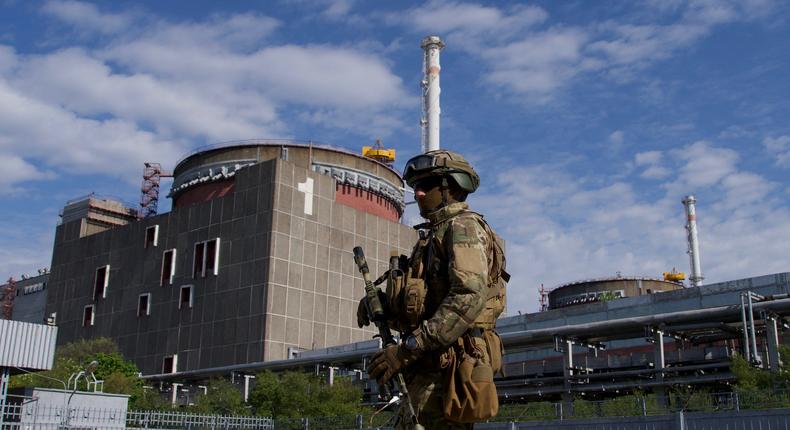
441,177 -> 450,207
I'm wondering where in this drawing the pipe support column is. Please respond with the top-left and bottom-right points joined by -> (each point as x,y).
764,313 -> 781,371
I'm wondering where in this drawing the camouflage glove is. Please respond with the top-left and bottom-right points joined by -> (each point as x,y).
368,344 -> 419,385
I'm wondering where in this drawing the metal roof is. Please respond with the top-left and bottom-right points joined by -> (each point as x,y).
0,319 -> 57,371
552,275 -> 682,291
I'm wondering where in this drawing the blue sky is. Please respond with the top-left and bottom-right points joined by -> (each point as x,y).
1,0 -> 789,313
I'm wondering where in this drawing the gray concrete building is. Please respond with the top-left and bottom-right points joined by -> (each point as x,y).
0,273 -> 49,324
45,141 -> 415,376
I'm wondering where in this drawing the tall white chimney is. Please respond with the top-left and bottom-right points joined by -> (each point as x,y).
682,195 -> 704,287
420,35 -> 444,153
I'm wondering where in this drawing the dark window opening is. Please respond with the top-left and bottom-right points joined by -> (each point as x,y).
205,239 -> 217,275
193,242 -> 205,278
83,305 -> 94,327
94,265 -> 109,300
145,225 -> 159,248
179,286 -> 193,309
193,238 -> 220,278
138,294 -> 151,317
161,249 -> 176,286
163,355 -> 176,374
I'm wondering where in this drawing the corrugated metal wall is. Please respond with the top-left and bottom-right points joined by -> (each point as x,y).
0,319 -> 57,370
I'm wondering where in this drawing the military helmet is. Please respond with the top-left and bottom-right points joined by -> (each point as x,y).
402,150 -> 480,193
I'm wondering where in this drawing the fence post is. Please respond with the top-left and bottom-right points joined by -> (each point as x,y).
640,397 -> 647,416
677,411 -> 685,430
302,416 -> 309,430
356,414 -> 363,429
734,392 -> 740,411
557,401 -> 563,420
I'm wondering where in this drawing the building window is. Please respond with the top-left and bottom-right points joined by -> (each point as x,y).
161,249 -> 176,286
192,238 -> 220,278
94,265 -> 110,300
163,354 -> 178,374
83,305 -> 95,326
138,293 -> 151,317
145,225 -> 159,248
179,285 -> 193,309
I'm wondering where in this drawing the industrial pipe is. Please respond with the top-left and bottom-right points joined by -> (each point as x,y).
741,293 -> 751,361
683,195 -> 704,287
420,36 -> 444,153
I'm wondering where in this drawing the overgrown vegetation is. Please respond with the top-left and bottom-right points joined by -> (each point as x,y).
10,338 -> 363,417
248,370 -> 363,418
16,337 -> 790,420
9,337 -> 168,409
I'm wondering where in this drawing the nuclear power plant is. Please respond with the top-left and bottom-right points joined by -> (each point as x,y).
42,141 -> 415,376
2,35 -> 790,416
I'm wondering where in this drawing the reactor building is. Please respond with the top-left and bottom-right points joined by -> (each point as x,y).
44,141 -> 416,376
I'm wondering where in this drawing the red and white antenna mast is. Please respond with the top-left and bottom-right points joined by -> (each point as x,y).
2,277 -> 16,320
139,163 -> 173,218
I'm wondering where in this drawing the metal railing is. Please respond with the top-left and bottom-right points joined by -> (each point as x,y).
2,390 -> 790,429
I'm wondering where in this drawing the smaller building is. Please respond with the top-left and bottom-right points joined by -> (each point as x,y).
60,194 -> 138,239
549,276 -> 683,309
8,388 -> 129,429
0,273 -> 50,324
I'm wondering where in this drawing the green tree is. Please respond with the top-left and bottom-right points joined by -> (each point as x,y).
9,337 -> 159,409
248,371 -> 363,418
191,378 -> 248,415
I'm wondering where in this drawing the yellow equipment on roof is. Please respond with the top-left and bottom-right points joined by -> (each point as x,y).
363,139 -> 395,165
663,268 -> 686,283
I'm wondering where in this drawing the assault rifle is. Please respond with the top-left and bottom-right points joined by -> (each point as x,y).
353,246 -> 423,430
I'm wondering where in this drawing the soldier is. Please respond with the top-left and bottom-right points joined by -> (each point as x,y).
358,150 -> 508,429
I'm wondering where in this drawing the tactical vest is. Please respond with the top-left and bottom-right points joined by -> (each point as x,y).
387,209 -> 509,333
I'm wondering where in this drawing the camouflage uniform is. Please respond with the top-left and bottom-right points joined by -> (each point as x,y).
395,201 -> 502,429
364,150 -> 506,430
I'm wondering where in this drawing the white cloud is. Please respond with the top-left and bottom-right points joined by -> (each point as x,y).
483,28 -> 588,97
0,206 -> 58,282
396,1 -> 547,37
634,150 -> 670,180
609,130 -> 625,146
635,150 -> 661,165
388,0 -> 775,99
0,154 -> 54,194
41,0 -> 133,34
0,7 -> 411,193
474,141 -> 790,313
764,135 -> 790,167
322,0 -> 355,19
0,78 -> 185,183
641,165 -> 671,180
671,141 -> 738,189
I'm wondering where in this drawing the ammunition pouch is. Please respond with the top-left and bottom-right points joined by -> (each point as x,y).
441,330 -> 500,422
403,277 -> 427,331
385,254 -> 428,333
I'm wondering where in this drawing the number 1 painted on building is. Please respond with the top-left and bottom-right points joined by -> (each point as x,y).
297,177 -> 314,215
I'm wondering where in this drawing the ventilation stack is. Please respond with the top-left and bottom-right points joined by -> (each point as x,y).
683,195 -> 704,287
420,36 -> 445,154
